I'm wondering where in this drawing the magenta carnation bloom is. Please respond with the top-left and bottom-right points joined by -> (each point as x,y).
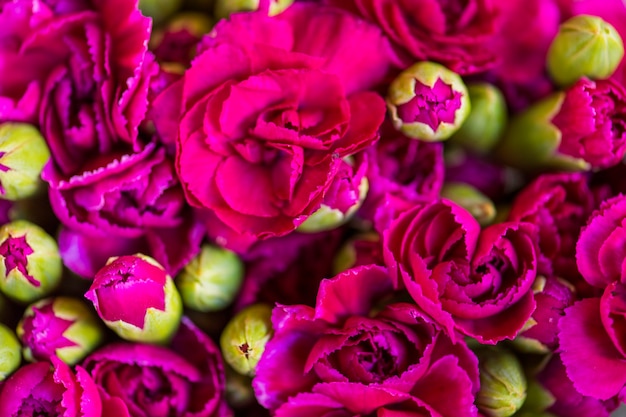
576,194 -> 626,288
538,354 -> 619,417
383,199 -> 537,343
45,143 -> 203,278
327,0 -> 499,74
558,284 -> 626,401
253,265 -> 480,416
83,318 -> 229,417
0,356 -> 101,417
156,4 -> 393,241
0,0 -> 156,174
508,173 -> 601,283
552,78 -> 626,169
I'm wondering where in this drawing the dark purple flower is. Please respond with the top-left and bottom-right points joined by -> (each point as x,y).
508,172 -> 604,286
0,356 -> 102,417
253,265 -> 480,416
359,120 -> 444,222
46,143 -> 204,278
383,199 -> 537,343
236,228 -> 344,309
327,0 -> 500,75
83,317 -> 230,417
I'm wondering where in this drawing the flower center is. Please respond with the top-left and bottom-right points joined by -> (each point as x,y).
396,78 -> 462,131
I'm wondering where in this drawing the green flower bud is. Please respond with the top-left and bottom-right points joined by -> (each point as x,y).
0,323 -> 21,381
450,82 -> 507,154
220,303 -> 273,377
86,254 -> 183,344
0,220 -> 62,304
387,61 -> 470,142
547,15 -> 624,86
516,378 -> 556,416
0,123 -> 50,201
139,0 -> 183,25
441,182 -> 496,227
494,92 -> 590,172
17,297 -> 104,365
214,0 -> 294,20
475,346 -> 527,417
177,244 -> 244,312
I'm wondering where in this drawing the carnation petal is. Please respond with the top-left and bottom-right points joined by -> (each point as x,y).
559,298 -> 626,399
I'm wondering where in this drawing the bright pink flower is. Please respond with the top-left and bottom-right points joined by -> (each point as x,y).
0,357 -> 102,417
161,4 -> 393,241
253,265 -> 479,416
552,78 -> 626,169
84,318 -> 230,417
383,199 -> 537,343
576,194 -> 626,288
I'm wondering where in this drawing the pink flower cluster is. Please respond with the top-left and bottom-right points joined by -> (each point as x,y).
1,0 -> 626,416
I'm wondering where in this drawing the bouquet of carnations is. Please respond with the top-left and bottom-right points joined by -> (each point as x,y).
1,0 -> 626,416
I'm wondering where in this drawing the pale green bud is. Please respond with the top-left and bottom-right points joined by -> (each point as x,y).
214,0 -> 294,20
441,182 -> 496,227
220,303 -> 273,377
139,0 -> 183,25
475,346 -> 527,417
0,123 -> 50,201
177,244 -> 244,312
0,220 -> 62,304
547,15 -> 624,86
0,323 -> 20,381
387,61 -> 470,141
450,82 -> 507,154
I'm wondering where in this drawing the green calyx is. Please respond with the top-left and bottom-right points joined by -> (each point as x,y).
220,303 -> 273,377
475,346 -> 527,417
0,323 -> 20,381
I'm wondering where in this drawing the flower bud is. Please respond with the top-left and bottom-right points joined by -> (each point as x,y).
298,157 -> 368,233
475,346 -> 527,417
450,82 -> 507,154
214,0 -> 294,20
494,92 -> 590,172
85,254 -> 183,344
547,15 -> 624,86
0,123 -> 50,201
17,297 -> 104,365
220,303 -> 273,377
387,61 -> 470,141
441,182 -> 496,226
176,244 -> 244,312
0,323 -> 20,381
0,220 -> 62,304
139,0 -> 183,25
